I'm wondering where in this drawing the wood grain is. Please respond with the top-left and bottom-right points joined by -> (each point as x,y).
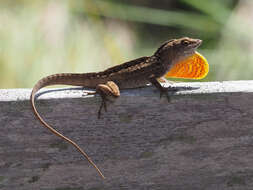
1,81 -> 253,190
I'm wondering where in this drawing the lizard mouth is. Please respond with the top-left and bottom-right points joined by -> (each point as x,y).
186,39 -> 202,55
191,39 -> 202,49
183,39 -> 202,59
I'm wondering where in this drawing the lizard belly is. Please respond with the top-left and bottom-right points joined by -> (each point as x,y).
115,78 -> 149,89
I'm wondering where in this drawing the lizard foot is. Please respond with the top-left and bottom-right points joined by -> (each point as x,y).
149,77 -> 178,103
96,81 -> 120,118
159,86 -> 178,102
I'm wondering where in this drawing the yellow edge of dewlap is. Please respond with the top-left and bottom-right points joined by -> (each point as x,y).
164,52 -> 209,79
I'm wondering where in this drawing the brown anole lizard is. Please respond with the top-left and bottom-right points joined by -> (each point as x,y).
30,37 -> 202,179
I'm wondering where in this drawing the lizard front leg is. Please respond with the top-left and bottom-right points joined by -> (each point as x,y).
149,78 -> 178,102
96,81 -> 120,118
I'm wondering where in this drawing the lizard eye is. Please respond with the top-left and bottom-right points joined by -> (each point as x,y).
181,40 -> 189,46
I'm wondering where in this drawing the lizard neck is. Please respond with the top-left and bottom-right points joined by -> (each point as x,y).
153,53 -> 175,78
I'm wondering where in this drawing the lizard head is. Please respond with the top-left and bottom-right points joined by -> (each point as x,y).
154,37 -> 202,65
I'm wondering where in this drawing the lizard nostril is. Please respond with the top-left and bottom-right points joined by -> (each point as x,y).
197,39 -> 202,44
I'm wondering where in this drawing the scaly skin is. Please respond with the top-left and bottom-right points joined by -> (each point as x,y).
30,37 -> 202,179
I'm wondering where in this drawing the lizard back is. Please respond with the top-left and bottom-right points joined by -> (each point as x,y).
33,55 -> 164,90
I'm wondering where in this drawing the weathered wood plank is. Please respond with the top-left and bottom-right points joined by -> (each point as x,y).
1,81 -> 253,190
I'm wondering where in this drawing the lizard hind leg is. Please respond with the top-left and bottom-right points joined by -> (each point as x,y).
96,81 -> 120,118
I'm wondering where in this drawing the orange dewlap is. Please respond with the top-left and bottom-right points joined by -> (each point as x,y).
165,52 -> 209,79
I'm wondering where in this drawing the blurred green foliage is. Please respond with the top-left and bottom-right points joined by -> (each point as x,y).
1,0 -> 251,89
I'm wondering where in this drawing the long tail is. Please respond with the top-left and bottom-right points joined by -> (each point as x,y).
30,74 -> 105,179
